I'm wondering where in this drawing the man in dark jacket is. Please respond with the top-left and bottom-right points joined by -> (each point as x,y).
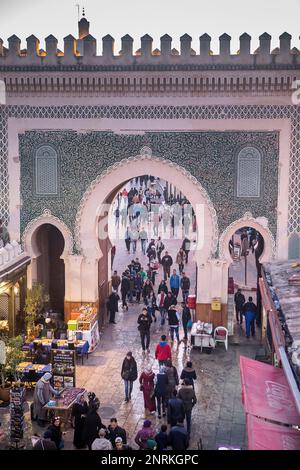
161,251 -> 173,280
180,273 -> 190,304
181,303 -> 191,340
137,308 -> 152,352
168,306 -> 180,343
107,291 -> 120,324
242,296 -> 258,338
169,418 -> 189,450
234,288 -> 245,324
178,379 -> 197,435
167,389 -> 185,427
121,274 -> 130,310
107,418 -> 127,448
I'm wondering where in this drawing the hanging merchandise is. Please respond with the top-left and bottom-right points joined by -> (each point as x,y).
9,385 -> 25,448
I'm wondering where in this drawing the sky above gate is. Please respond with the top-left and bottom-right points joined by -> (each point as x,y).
0,0 -> 299,54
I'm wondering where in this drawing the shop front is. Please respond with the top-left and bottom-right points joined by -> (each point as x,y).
0,252 -> 30,337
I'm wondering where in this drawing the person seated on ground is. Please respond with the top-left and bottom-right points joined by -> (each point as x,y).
115,436 -> 132,451
107,418 -> 127,449
43,416 -> 65,450
91,428 -> 112,450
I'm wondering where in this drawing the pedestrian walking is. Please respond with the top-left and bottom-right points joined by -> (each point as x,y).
155,424 -> 168,451
234,288 -> 245,324
107,418 -> 127,449
135,420 -> 155,450
139,366 -> 156,414
180,272 -> 190,303
242,296 -> 257,338
154,366 -> 169,419
180,361 -> 197,389
177,379 -> 197,435
181,238 -> 191,263
137,308 -> 152,353
121,273 -> 130,310
158,279 -> 168,295
161,251 -> 173,280
170,269 -> 180,299
167,389 -> 185,427
181,303 -> 192,340
176,249 -> 186,275
121,352 -> 138,402
169,419 -> 189,450
157,291 -> 167,326
125,227 -> 131,254
111,270 -> 121,293
91,428 -> 112,450
142,279 -> 154,304
72,393 -> 88,449
139,227 -> 148,255
168,305 -> 180,344
165,359 -> 179,400
155,335 -> 172,366
107,291 -> 120,324
83,399 -> 106,450
135,273 -> 143,303
156,237 -> 165,264
164,291 -> 177,311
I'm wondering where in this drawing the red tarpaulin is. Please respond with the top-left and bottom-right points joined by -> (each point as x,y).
247,415 -> 300,450
240,356 -> 300,425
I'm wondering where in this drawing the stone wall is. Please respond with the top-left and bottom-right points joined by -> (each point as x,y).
19,129 -> 279,253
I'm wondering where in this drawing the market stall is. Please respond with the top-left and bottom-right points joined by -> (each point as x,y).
44,387 -> 85,428
190,321 -> 215,353
16,362 -> 51,383
25,339 -> 89,364
68,306 -> 100,353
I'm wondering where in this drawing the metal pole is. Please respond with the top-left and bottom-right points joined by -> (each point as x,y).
244,254 -> 247,286
279,345 -> 300,416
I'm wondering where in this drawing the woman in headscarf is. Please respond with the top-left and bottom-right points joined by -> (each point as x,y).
33,372 -> 61,426
72,393 -> 88,449
134,420 -> 155,450
139,365 -> 156,415
82,398 -> 106,450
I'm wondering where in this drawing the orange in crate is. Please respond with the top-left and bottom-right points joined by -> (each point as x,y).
70,311 -> 81,320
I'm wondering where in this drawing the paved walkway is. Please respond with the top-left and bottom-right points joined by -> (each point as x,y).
0,232 -> 261,450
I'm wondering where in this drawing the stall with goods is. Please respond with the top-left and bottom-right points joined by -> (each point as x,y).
68,305 -> 99,353
44,387 -> 85,428
51,349 -> 76,390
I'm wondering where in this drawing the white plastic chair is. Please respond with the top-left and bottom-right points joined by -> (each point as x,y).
213,326 -> 228,351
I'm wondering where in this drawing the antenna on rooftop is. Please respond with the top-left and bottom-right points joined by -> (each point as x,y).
76,3 -> 80,21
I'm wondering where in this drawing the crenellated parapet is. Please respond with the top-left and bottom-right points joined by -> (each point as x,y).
0,31 -> 300,68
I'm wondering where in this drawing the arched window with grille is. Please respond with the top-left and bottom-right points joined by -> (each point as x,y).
35,145 -> 58,195
237,146 -> 261,198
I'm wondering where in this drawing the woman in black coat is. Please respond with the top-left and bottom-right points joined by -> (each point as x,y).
83,400 -> 106,450
180,361 -> 197,389
121,351 -> 138,402
72,394 -> 88,449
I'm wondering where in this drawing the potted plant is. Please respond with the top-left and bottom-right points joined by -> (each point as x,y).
0,336 -> 24,402
24,284 -> 45,341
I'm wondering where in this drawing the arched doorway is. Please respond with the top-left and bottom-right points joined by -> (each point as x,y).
75,149 -> 219,323
35,224 -> 65,315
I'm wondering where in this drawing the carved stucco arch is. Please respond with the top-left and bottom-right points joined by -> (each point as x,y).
22,209 -> 74,259
219,212 -> 276,263
75,148 -> 219,261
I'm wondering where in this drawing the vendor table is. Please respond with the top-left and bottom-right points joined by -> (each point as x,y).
191,322 -> 215,352
27,339 -> 89,364
44,387 -> 86,429
16,362 -> 51,382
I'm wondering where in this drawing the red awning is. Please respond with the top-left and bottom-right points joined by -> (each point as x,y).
247,415 -> 300,450
240,356 -> 300,425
